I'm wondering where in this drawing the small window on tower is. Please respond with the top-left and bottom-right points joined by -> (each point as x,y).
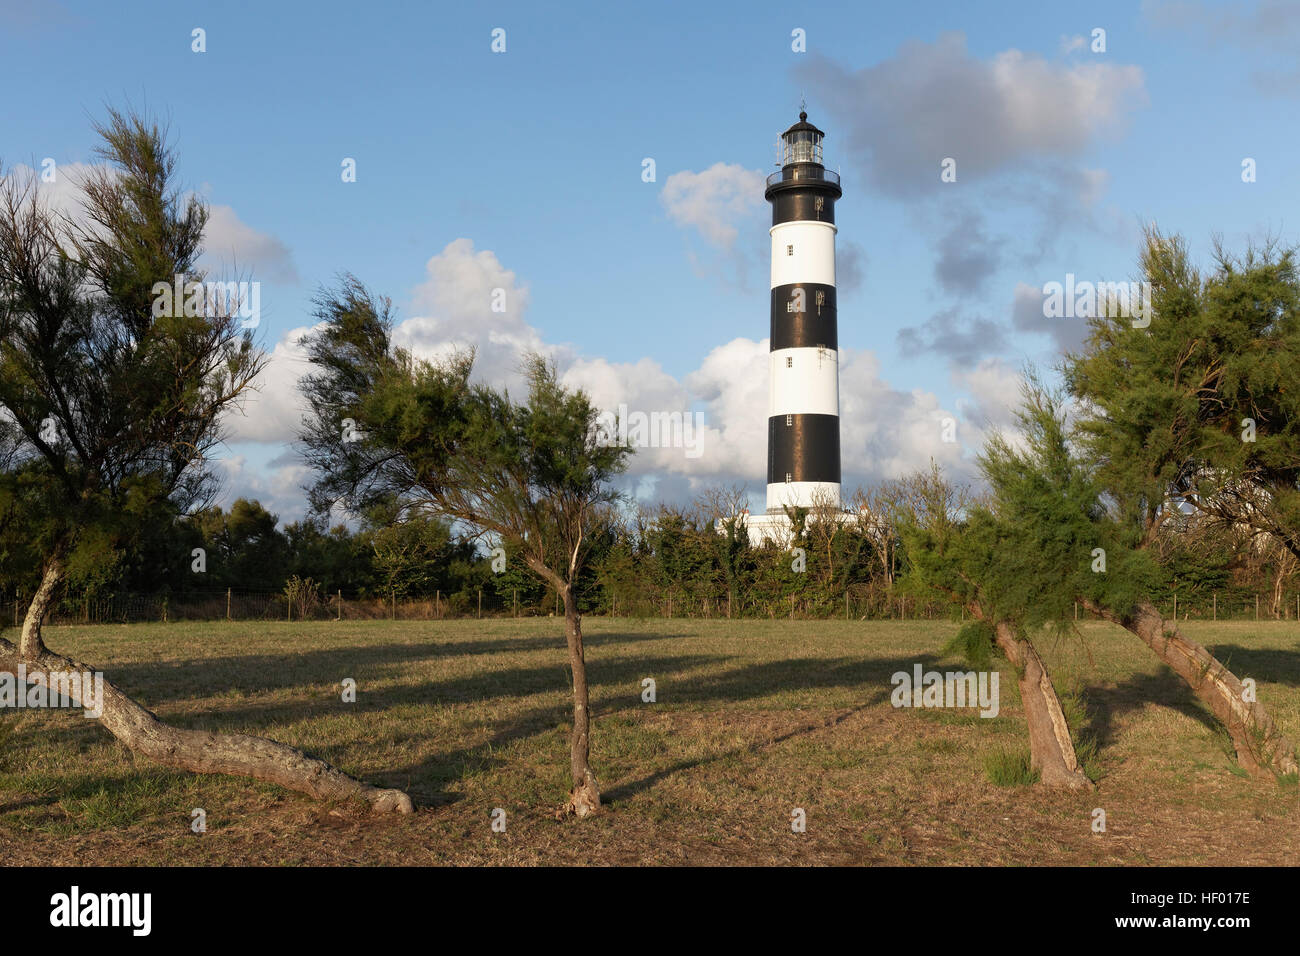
785,414 -> 793,426
786,356 -> 792,368
785,472 -> 792,483
786,244 -> 793,256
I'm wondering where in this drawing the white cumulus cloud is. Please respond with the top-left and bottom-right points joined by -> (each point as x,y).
221,237 -> 1005,510
660,162 -> 766,248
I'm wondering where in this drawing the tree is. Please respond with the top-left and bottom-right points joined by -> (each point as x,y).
695,484 -> 751,617
283,515 -> 375,596
921,372 -> 1296,781
0,110 -> 411,812
1061,230 -> 1299,777
1070,233 -> 1300,563
908,229 -> 1300,783
849,484 -> 903,594
299,276 -> 631,816
191,498 -> 290,590
643,503 -> 707,615
363,499 -> 471,602
899,459 -> 1092,789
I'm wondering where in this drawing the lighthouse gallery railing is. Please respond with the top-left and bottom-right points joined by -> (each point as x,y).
766,167 -> 841,188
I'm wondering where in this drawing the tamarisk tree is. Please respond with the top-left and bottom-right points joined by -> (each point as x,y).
994,383 -> 1295,778
899,459 -> 1092,789
907,226 -> 1300,781
1059,229 -> 1300,777
0,110 -> 411,812
299,276 -> 631,817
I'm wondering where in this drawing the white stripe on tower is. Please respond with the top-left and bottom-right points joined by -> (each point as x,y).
769,221 -> 836,287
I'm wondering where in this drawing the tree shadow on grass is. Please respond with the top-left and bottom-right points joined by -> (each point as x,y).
196,652 -> 721,727
0,793 -> 57,815
632,652 -> 939,706
1207,643 -> 1300,689
98,630 -> 679,703
102,640 -> 943,734
16,651 -> 726,785
393,651 -> 936,808
1078,667 -> 1223,755
601,692 -> 893,806
22,639 -> 946,811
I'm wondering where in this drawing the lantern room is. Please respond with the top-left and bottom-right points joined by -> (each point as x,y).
780,111 -> 824,167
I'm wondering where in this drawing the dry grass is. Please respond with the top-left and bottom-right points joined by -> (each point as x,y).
1,617 -> 1298,865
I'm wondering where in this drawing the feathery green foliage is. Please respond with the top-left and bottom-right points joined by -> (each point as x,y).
0,108 -> 262,603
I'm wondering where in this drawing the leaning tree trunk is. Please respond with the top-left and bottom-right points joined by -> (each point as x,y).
20,555 -> 64,658
561,585 -> 600,817
4,587 -> 412,813
1084,599 -> 1298,778
991,621 -> 1092,789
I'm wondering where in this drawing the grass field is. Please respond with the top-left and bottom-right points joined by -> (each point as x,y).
2,616 -> 1299,865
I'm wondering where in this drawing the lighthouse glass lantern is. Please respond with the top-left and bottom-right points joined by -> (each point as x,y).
782,123 -> 823,166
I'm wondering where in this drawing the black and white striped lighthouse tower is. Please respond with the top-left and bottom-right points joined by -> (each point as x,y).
763,110 -> 842,518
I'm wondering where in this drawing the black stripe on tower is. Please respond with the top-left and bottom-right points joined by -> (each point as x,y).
770,283 -> 837,351
770,189 -> 838,226
767,413 -> 841,484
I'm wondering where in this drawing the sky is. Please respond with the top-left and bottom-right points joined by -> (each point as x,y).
3,0 -> 1298,524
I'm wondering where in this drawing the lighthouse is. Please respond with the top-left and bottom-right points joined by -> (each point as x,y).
746,111 -> 842,542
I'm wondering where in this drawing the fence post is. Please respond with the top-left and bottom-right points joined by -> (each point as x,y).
1213,592 -> 1216,621
514,589 -> 518,618
1173,593 -> 1178,620
478,589 -> 482,619
227,587 -> 231,622
436,590 -> 440,619
337,590 -> 342,622
845,591 -> 849,620
1256,594 -> 1259,621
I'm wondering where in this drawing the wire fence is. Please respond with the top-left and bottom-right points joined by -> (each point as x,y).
22,589 -> 486,626
0,584 -> 917,627
2,586 -> 1298,628
3,587 -> 952,626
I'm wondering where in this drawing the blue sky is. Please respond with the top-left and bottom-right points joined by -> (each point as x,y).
3,0 -> 1297,522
